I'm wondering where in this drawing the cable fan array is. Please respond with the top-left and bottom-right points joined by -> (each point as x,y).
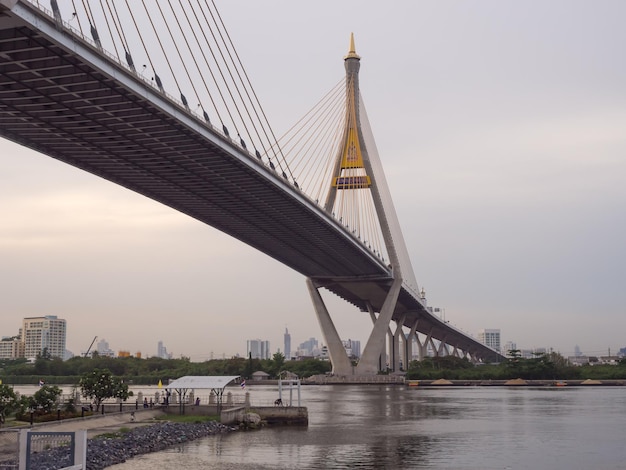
270,77 -> 389,264
46,0 -> 294,185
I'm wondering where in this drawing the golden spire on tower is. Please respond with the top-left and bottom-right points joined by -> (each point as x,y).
344,32 -> 361,60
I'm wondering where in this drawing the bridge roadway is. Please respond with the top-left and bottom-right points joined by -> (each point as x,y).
0,1 -> 501,362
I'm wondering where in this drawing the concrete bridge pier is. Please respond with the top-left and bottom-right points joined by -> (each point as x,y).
307,278 -> 353,376
356,278 -> 402,375
367,306 -> 386,372
405,319 -> 420,367
391,314 -> 406,371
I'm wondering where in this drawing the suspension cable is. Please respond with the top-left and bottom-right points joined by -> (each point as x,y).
98,0 -> 121,63
210,0 -> 294,180
139,0 -> 185,99
123,0 -> 157,78
192,0 -> 252,142
184,0 -> 243,136
70,0 -> 84,35
201,1 -> 272,162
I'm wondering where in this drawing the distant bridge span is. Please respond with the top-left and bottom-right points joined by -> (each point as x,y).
0,0 -> 503,369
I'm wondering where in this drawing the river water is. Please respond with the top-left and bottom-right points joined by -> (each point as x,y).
93,384 -> 626,470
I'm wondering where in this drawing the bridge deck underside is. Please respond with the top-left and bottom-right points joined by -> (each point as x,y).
0,8 -> 501,362
0,20 -> 387,281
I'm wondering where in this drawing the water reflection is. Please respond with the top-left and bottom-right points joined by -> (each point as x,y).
108,385 -> 626,470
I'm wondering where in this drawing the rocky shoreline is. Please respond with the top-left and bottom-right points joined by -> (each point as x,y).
6,420 -> 237,470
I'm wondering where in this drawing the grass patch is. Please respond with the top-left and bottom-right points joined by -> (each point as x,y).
155,414 -> 219,424
3,417 -> 29,428
95,426 -> 133,439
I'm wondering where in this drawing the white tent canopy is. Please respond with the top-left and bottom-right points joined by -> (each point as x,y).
164,376 -> 242,413
165,376 -> 241,390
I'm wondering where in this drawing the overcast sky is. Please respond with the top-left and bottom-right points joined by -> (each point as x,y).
1,1 -> 625,360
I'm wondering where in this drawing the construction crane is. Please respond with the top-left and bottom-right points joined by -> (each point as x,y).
84,336 -> 97,357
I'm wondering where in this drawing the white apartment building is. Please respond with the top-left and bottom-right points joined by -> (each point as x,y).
21,315 -> 67,359
0,336 -> 24,360
477,329 -> 501,353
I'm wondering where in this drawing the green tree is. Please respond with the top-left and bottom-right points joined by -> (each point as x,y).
285,359 -> 331,378
79,368 -> 131,411
0,384 -> 18,426
505,349 -> 523,376
32,385 -> 63,413
270,352 -> 286,377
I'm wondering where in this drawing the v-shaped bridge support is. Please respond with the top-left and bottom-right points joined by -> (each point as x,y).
307,277 -> 403,376
356,278 -> 402,375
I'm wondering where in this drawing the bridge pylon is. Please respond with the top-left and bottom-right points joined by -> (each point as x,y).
307,34 -> 421,376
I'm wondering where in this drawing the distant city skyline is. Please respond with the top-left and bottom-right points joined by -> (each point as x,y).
0,314 -> 618,362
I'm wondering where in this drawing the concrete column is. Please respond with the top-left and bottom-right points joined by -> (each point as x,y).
306,278 -> 353,376
74,430 -> 87,468
406,318 -> 419,366
428,333 -> 439,357
368,306 -> 385,372
435,338 -> 449,357
356,278 -> 402,375
423,330 -> 433,358
392,314 -> 405,371
387,328 -> 394,371
440,337 -> 450,356
417,334 -> 426,360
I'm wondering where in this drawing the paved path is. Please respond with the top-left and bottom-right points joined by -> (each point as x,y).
23,408 -> 167,438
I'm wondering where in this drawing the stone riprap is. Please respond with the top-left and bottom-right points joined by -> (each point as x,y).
7,421 -> 236,470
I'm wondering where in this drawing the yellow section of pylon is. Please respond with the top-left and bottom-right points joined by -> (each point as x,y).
332,33 -> 370,190
333,125 -> 371,188
158,379 -> 162,388
340,127 -> 364,169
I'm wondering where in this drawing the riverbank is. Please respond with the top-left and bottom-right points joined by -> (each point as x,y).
4,415 -> 237,470
302,376 -> 626,386
408,378 -> 626,386
19,408 -> 165,438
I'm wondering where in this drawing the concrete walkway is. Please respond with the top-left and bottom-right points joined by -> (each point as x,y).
23,408 -> 166,438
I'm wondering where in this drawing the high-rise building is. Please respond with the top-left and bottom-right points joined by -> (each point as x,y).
284,328 -> 291,360
247,339 -> 270,359
0,336 -> 24,360
298,337 -> 319,357
96,338 -> 115,357
477,329 -> 501,353
342,339 -> 361,358
21,315 -> 67,359
157,340 -> 171,359
503,341 -> 517,356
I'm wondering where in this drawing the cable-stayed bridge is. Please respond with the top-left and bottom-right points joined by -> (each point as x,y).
0,0 -> 503,374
